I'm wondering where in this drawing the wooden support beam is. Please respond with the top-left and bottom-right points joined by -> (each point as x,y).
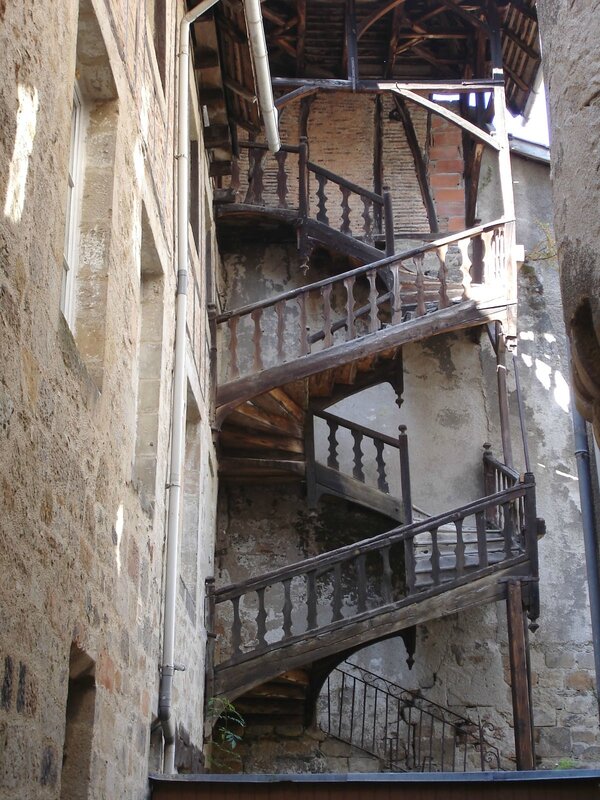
194,48 -> 219,69
392,96 -> 438,233
204,124 -> 231,148
357,0 -> 406,41
217,14 -> 248,44
296,0 -> 306,77
437,0 -> 489,33
391,88 -> 500,151
275,85 -> 318,111
506,581 -> 536,771
501,24 -> 539,60
385,3 -> 405,77
345,0 -> 359,89
508,0 -> 537,22
224,77 -> 257,103
209,160 -> 232,178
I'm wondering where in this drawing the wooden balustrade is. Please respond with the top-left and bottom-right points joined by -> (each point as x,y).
232,141 -> 390,245
217,220 -> 511,386
314,410 -> 402,497
211,474 -> 536,669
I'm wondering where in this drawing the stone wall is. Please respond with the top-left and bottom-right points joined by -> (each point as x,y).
0,1 -> 216,797
536,2 -> 600,444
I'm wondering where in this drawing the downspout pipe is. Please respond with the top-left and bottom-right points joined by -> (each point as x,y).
244,0 -> 281,153
572,403 -> 600,717
159,0 -> 280,774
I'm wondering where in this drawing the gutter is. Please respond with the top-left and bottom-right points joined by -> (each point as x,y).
159,0 -> 279,774
572,404 -> 600,717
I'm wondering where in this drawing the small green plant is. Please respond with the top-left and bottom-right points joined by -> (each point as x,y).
554,757 -> 578,770
527,221 -> 558,263
205,697 -> 246,771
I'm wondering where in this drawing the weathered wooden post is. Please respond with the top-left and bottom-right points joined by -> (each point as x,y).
399,425 -> 415,592
298,135 -> 310,268
383,186 -> 395,257
506,579 -> 536,770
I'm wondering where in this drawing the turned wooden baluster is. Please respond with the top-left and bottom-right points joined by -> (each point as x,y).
231,596 -> 242,657
340,186 -> 352,234
322,283 -> 333,348
475,511 -> 488,567
414,254 -> 427,317
454,518 -> 465,577
390,263 -> 403,325
275,299 -> 286,363
297,292 -> 309,356
327,418 -> 340,469
282,577 -> 293,638
457,236 -> 473,300
344,276 -> 356,340
275,149 -> 288,208
352,430 -> 365,482
307,570 -> 318,630
481,230 -> 494,285
256,587 -> 267,648
332,563 -> 343,621
430,527 -> 440,585
356,553 -> 368,613
228,316 -> 240,379
251,308 -> 263,371
361,195 -> 373,243
502,500 -> 515,558
367,268 -> 379,333
436,244 -> 450,308
374,439 -> 389,493
380,545 -> 393,604
316,173 -> 329,225
246,147 -> 265,205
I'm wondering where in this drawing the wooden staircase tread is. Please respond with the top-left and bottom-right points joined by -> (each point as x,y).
219,429 -> 305,454
314,463 -> 403,522
226,404 -> 303,437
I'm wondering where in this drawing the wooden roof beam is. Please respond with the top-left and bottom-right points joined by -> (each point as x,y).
436,0 -> 489,33
357,0 -> 407,42
296,0 -> 306,76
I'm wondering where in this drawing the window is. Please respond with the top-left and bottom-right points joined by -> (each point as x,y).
61,85 -> 86,328
59,0 -> 119,391
133,206 -> 165,511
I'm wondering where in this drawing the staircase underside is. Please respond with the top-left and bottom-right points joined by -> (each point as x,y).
214,555 -> 531,700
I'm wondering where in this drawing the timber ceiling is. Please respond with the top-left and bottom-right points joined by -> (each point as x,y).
190,0 -> 539,162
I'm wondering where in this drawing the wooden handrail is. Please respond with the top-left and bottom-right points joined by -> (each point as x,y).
214,481 -> 532,602
484,452 -> 520,483
238,140 -> 301,154
315,410 -> 400,450
307,161 -> 384,205
216,218 -> 509,323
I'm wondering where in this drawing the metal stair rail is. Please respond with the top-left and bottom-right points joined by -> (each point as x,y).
216,219 -> 513,410
209,468 -> 537,679
319,661 -> 503,772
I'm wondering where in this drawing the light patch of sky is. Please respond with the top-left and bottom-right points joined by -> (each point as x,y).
506,79 -> 550,146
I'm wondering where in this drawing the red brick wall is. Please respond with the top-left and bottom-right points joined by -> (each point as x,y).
428,112 -> 465,233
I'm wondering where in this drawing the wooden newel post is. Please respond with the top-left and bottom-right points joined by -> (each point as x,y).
298,136 -> 310,267
305,411 -> 317,508
399,425 -> 415,592
523,473 -> 540,626
506,580 -> 535,771
383,187 -> 395,257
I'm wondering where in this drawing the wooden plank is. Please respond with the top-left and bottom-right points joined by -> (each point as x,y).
345,0 -> 359,89
268,387 -> 305,422
308,369 -> 336,398
506,580 -> 536,770
220,429 -> 304,454
219,457 -> 306,477
296,0 -> 306,76
226,403 -> 303,437
437,0 -> 488,32
274,85 -> 317,110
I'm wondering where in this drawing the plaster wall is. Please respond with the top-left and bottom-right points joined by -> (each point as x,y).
0,2 -> 216,797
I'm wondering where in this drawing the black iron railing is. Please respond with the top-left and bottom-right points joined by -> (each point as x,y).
320,661 -> 503,772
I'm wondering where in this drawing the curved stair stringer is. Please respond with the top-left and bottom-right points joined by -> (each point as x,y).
216,297 -> 510,422
213,556 -> 531,702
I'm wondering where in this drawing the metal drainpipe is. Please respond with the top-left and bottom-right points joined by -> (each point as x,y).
572,403 -> 600,717
159,0 -> 280,774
